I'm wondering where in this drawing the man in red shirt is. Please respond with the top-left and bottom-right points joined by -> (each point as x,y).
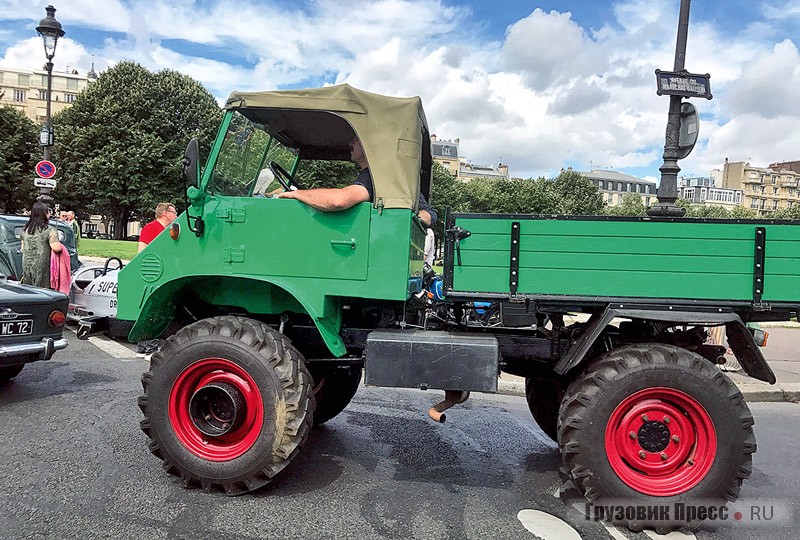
138,202 -> 177,250
136,202 -> 177,358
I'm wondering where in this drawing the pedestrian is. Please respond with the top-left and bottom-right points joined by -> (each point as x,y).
65,210 -> 80,249
136,202 -> 178,358
20,201 -> 64,288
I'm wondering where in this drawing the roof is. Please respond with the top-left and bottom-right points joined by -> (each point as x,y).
581,170 -> 655,185
224,84 -> 432,210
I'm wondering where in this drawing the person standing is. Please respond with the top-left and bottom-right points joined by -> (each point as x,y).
136,202 -> 178,358
21,201 -> 63,288
65,211 -> 80,249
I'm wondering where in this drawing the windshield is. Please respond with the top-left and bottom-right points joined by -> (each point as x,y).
206,111 -> 298,196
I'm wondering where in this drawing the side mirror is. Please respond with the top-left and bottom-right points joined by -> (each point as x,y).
183,138 -> 201,188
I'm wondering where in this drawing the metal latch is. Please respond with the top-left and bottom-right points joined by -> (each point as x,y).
222,248 -> 245,263
215,207 -> 246,223
445,226 -> 471,266
330,238 -> 357,250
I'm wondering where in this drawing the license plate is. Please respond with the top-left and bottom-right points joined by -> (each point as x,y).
0,320 -> 33,336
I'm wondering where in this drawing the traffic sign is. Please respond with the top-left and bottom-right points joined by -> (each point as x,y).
34,177 -> 57,189
35,160 -> 57,179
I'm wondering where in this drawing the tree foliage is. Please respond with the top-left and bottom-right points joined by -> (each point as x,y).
605,193 -> 646,216
52,61 -> 222,238
428,165 -> 605,242
0,107 -> 39,213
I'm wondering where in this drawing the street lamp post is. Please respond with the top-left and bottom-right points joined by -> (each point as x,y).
35,5 -> 64,200
648,0 -> 691,217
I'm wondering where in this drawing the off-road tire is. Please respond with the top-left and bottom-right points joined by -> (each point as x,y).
558,343 -> 755,533
309,365 -> 362,426
524,377 -> 561,441
138,316 -> 315,495
0,364 -> 24,383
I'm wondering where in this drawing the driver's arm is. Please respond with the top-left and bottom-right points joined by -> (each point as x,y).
277,184 -> 370,212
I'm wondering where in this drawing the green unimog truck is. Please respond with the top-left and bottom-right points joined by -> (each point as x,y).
117,84 -> 800,532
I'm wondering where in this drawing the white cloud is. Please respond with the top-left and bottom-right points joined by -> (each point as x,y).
3,0 -> 800,180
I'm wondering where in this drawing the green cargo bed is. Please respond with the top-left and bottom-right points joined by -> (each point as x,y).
443,213 -> 800,311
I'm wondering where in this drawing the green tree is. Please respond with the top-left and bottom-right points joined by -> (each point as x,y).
52,61 -> 222,238
729,206 -> 758,219
551,170 -> 604,214
606,193 -> 646,216
0,107 -> 39,213
771,205 -> 800,220
296,160 -> 358,189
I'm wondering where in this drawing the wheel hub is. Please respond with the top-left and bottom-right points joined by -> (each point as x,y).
637,420 -> 671,452
189,381 -> 245,436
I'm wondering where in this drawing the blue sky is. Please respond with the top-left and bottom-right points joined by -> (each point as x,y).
3,0 -> 800,182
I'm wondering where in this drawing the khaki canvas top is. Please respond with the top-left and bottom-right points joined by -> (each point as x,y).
225,84 -> 433,210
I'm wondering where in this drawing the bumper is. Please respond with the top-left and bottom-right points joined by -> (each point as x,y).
0,337 -> 69,365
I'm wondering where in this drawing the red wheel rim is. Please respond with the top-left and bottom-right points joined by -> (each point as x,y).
169,358 -> 264,461
605,387 -> 717,496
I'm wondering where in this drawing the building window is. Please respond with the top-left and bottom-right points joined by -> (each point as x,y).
64,93 -> 76,103
772,176 -> 778,184
38,89 -> 49,100
66,78 -> 78,91
18,74 -> 29,86
14,89 -> 25,102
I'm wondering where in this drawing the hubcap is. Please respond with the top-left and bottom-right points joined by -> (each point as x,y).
605,387 -> 717,496
169,358 -> 264,461
189,381 -> 245,436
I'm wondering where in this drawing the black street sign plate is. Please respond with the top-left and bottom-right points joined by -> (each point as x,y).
655,70 -> 712,99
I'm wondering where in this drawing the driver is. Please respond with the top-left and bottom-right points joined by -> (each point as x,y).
277,138 -> 437,227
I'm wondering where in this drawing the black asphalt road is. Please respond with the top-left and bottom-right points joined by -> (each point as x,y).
0,331 -> 797,540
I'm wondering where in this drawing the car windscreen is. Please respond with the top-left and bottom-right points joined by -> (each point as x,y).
206,111 -> 298,197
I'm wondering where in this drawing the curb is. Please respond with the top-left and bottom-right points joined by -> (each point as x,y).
496,379 -> 800,403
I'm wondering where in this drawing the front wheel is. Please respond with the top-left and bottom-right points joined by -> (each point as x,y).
309,365 -> 362,426
138,316 -> 315,494
558,343 -> 755,533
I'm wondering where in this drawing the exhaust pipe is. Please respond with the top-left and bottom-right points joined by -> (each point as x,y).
428,390 -> 470,423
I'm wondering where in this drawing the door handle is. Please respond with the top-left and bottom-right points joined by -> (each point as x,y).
330,238 -> 357,250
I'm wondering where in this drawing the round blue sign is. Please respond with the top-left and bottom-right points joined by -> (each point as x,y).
35,160 -> 57,179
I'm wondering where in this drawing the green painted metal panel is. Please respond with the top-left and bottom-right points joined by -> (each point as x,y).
450,215 -> 800,302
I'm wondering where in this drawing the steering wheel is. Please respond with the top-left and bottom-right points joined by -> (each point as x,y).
269,161 -> 303,192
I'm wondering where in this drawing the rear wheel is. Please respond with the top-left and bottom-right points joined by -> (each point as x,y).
138,316 -> 314,494
558,343 -> 755,533
309,365 -> 362,426
0,364 -> 24,383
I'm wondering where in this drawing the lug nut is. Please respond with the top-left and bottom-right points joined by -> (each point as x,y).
660,452 -> 668,461
641,414 -> 649,422
687,459 -> 694,466
672,435 -> 680,443
630,431 -> 637,439
639,451 -> 647,459
663,416 -> 670,424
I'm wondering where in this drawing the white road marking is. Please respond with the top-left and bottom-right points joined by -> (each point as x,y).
644,530 -> 697,540
517,509 -> 582,540
603,523 -> 632,540
87,335 -> 142,360
66,324 -> 142,361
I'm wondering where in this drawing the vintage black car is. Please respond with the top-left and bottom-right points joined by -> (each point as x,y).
0,276 -> 69,383
0,215 -> 80,281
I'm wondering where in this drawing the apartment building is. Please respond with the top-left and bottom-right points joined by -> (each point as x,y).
721,159 -> 800,214
431,134 -> 510,180
0,64 -> 96,123
677,176 -> 743,210
581,170 -> 657,206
